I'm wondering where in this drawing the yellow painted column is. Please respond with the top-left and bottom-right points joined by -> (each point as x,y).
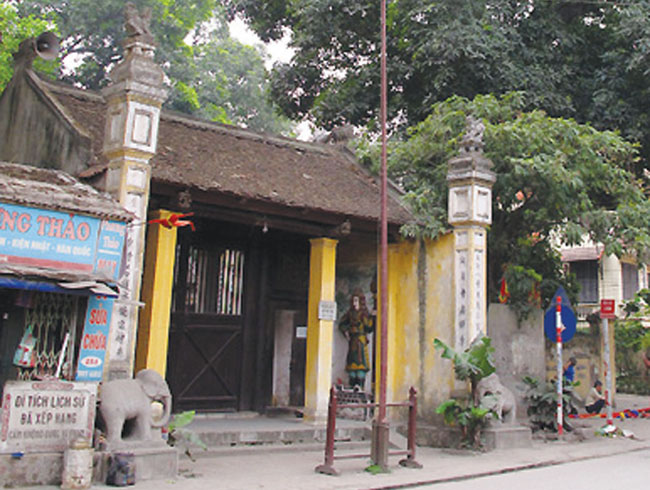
304,238 -> 338,423
135,209 -> 178,377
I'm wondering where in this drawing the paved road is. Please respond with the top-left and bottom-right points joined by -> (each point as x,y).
411,448 -> 650,489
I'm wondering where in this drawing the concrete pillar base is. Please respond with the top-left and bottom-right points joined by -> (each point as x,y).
370,420 -> 390,470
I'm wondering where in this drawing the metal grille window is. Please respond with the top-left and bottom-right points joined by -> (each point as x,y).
622,262 -> 639,300
571,260 -> 599,303
216,249 -> 244,316
17,292 -> 78,381
179,245 -> 245,315
184,245 -> 211,313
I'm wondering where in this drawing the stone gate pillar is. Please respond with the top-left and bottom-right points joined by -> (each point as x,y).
101,6 -> 167,378
447,117 -> 496,351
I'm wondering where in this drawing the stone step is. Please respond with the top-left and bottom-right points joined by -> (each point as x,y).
191,423 -> 371,448
190,439 -> 372,458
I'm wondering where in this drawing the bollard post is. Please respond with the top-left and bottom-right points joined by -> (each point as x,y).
315,386 -> 339,476
399,386 -> 422,469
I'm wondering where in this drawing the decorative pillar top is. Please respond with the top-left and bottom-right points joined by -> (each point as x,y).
102,2 -> 166,103
447,116 -> 496,227
447,116 -> 496,188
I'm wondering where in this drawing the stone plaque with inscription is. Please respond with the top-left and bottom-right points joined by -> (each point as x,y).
0,380 -> 97,453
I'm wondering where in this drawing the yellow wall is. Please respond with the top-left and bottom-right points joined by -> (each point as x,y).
383,239 -> 420,412
421,234 -> 457,419
379,234 -> 456,422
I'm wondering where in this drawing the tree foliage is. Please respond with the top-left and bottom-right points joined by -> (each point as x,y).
14,0 -> 290,132
615,288 -> 650,395
365,92 -> 650,307
228,0 -> 650,167
0,3 -> 56,91
189,37 -> 292,133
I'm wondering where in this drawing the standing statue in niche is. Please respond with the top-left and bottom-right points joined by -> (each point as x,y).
339,289 -> 375,388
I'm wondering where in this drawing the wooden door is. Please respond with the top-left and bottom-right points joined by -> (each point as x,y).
167,233 -> 251,412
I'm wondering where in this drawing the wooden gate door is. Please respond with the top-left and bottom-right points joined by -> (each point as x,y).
167,230 -> 253,412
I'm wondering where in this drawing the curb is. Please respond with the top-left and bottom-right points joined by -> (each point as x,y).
362,443 -> 650,490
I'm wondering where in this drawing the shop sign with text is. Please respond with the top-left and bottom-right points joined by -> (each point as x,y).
0,203 -> 126,280
75,295 -> 114,381
0,380 -> 96,453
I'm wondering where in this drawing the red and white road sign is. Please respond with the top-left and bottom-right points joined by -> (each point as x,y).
600,299 -> 616,319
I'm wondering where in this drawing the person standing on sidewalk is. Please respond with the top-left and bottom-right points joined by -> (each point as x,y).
585,380 -> 606,414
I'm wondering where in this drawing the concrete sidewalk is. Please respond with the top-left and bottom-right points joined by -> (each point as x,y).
23,394 -> 650,490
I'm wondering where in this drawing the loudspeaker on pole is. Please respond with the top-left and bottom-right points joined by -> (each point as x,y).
34,32 -> 59,61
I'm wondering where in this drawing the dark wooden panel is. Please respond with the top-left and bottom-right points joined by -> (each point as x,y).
166,223 -> 253,413
168,319 -> 243,412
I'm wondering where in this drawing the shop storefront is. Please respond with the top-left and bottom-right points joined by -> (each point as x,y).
0,162 -> 131,454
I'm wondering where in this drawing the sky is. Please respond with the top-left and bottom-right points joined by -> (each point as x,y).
228,17 -> 294,70
229,17 -> 314,140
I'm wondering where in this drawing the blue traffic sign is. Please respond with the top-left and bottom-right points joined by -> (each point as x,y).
543,287 -> 577,342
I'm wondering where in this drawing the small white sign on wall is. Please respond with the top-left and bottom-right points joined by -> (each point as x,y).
318,300 -> 337,321
295,326 -> 307,339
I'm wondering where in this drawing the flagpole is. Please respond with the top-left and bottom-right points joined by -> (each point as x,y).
371,0 -> 390,471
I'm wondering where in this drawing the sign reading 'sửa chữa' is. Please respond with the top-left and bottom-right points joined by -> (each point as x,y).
75,295 -> 114,382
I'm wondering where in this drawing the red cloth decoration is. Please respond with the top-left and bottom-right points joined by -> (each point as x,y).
498,277 -> 510,304
148,212 -> 195,231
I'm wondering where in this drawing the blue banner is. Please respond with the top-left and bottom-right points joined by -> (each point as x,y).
75,295 -> 114,381
0,203 -> 125,280
95,220 -> 127,281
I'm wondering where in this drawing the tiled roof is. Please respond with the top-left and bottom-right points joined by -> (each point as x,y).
45,81 -> 413,226
0,161 -> 133,222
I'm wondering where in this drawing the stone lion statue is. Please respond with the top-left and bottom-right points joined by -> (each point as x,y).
474,373 -> 516,424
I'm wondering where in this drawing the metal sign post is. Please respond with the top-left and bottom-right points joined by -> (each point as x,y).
556,296 -> 563,435
600,299 -> 616,426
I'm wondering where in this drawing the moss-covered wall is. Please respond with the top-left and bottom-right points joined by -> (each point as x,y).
0,69 -> 91,175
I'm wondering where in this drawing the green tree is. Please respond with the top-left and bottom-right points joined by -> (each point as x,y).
0,3 -> 56,91
17,0 -> 217,93
615,288 -> 650,395
228,0 -> 650,167
15,0 -> 290,132
362,92 -> 650,309
190,37 -> 292,133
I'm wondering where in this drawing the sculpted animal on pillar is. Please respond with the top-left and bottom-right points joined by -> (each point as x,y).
99,369 -> 172,446
124,2 -> 153,38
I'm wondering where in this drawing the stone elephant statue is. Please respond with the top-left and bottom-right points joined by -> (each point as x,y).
99,369 -> 172,446
474,373 -> 516,424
